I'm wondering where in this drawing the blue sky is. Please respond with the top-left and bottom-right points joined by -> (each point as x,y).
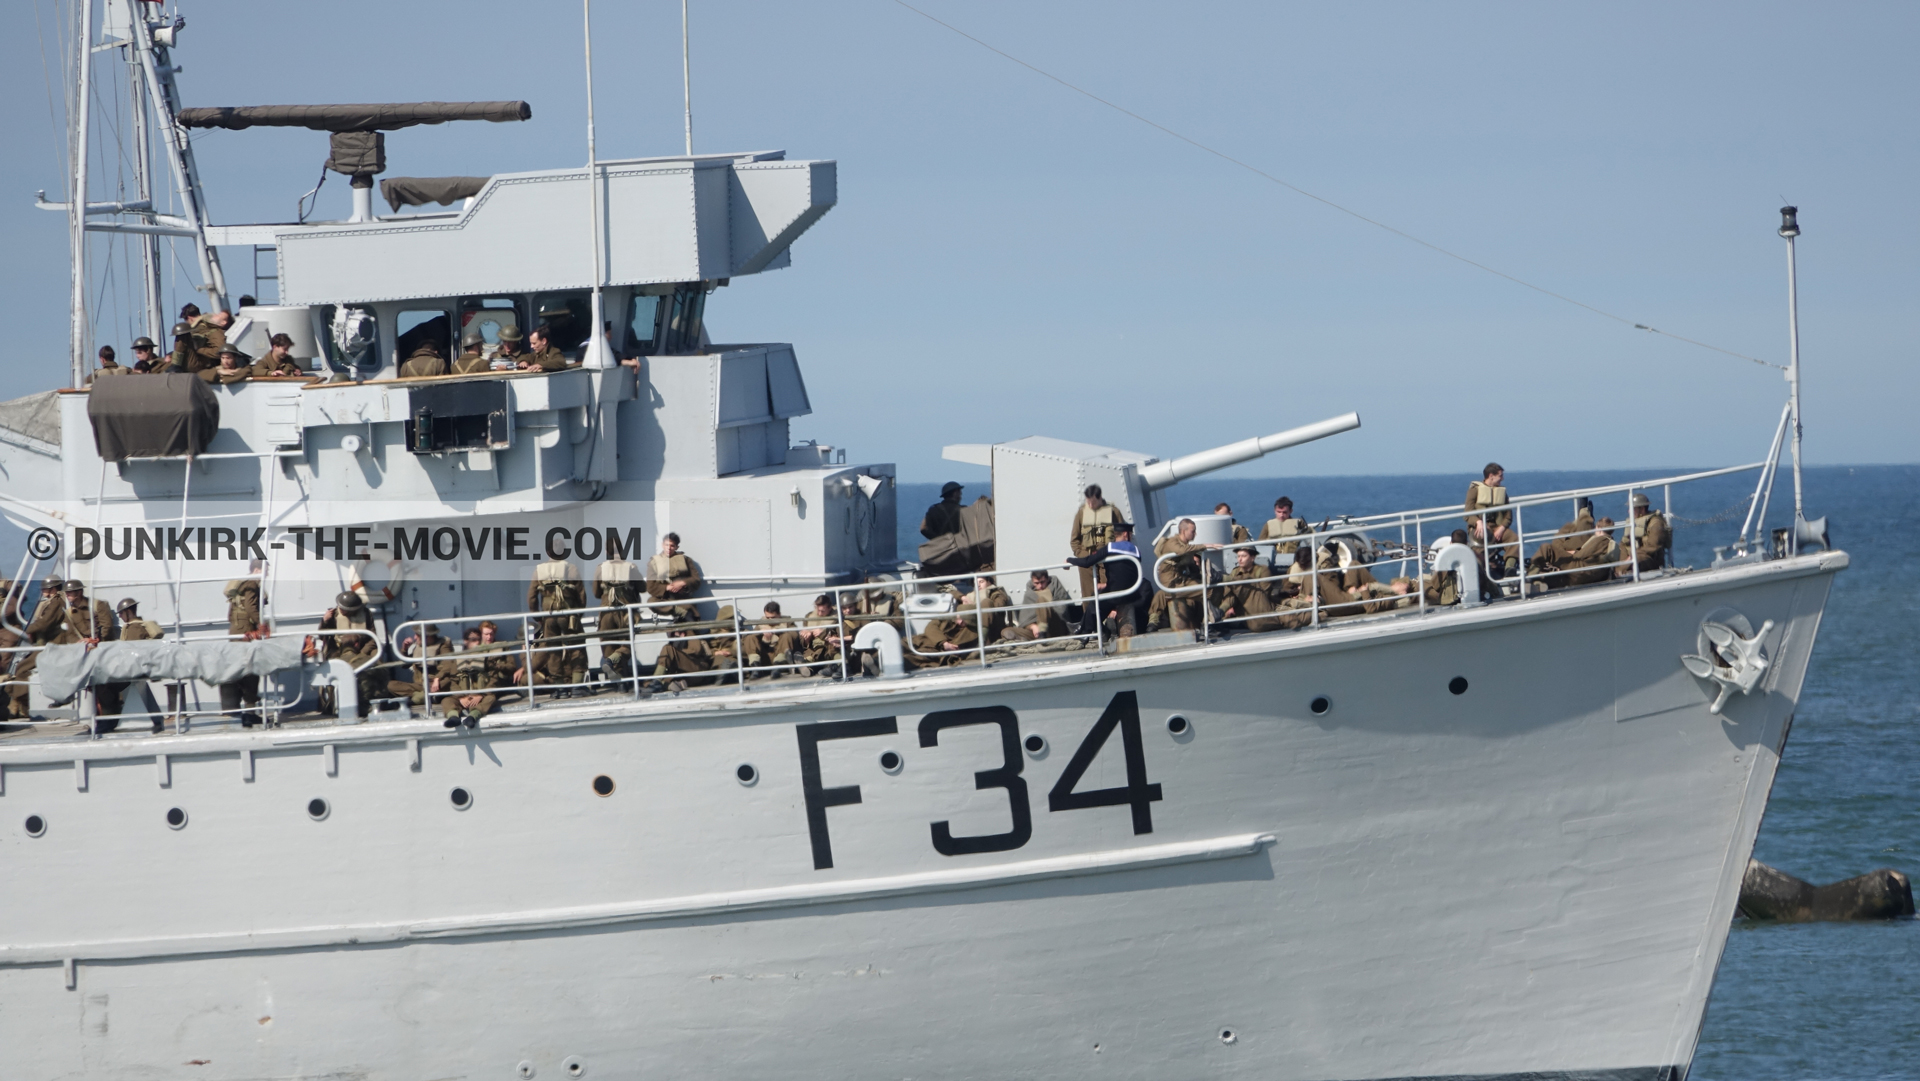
5,0 -> 1915,481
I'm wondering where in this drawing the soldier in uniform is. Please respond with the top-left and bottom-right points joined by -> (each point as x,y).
1558,517 -> 1623,587
1068,485 -> 1120,599
517,325 -> 571,372
54,579 -> 126,729
0,580 -> 25,720
1214,503 -> 1253,544
438,621 -> 508,727
312,590 -> 380,718
1212,547 -> 1288,632
198,345 -> 253,385
796,594 -> 847,674
1147,518 -> 1217,632
644,533 -> 703,622
87,344 -> 132,382
451,328 -> 490,375
1464,462 -> 1517,579
525,552 -> 587,696
7,576 -> 67,720
252,333 -> 306,377
114,598 -> 169,732
385,625 -> 453,704
400,342 -> 449,378
1003,568 -> 1080,642
908,615 -> 980,668
493,324 -> 528,368
220,576 -> 265,727
845,576 -> 904,631
127,336 -> 160,373
171,308 -> 231,373
1527,501 -> 1596,584
648,611 -> 740,692
954,574 -> 1014,645
1619,493 -> 1670,575
593,552 -> 644,686
920,482 -> 965,542
745,601 -> 799,676
1258,497 -> 1310,562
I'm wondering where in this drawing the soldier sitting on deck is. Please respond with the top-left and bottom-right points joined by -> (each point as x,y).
1617,493 -> 1671,575
309,591 -> 380,718
527,553 -> 587,697
1001,569 -> 1080,643
745,602 -> 799,676
645,533 -> 704,623
796,594 -> 848,675
199,345 -> 253,385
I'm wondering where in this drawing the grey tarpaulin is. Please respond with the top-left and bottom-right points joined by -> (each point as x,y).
177,101 -> 531,132
36,638 -> 306,703
917,496 -> 996,576
0,389 -> 62,446
382,176 -> 489,211
87,374 -> 219,461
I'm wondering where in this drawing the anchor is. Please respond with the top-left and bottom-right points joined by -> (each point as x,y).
1680,608 -> 1774,714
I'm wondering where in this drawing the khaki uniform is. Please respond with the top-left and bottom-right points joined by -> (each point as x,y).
440,642 -> 509,717
652,626 -> 739,687
385,637 -> 453,703
919,500 -> 963,541
451,349 -> 490,375
317,602 -> 380,716
1069,502 -> 1119,598
86,361 -> 133,383
526,559 -> 587,688
746,616 -> 799,674
8,594 -> 67,718
1211,564 -> 1289,632
220,580 -> 263,723
645,551 -> 703,622
1148,537 -> 1206,631
58,593 -> 126,723
798,611 -> 846,669
198,365 -> 250,385
400,347 -> 449,378
1622,511 -> 1670,574
174,317 -> 225,372
523,345 -> 570,372
593,559 -> 643,680
1258,516 -> 1309,558
1464,481 -> 1517,574
1010,574 -> 1078,640
955,584 -> 1014,644
847,587 -> 903,631
908,617 -> 980,668
251,355 -> 306,378
1559,526 -> 1622,587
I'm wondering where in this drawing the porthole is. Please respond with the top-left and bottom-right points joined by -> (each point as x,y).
878,750 -> 903,774
1218,1027 -> 1238,1045
562,1055 -> 587,1077
735,763 -> 758,786
592,774 -> 615,796
307,798 -> 330,821
1023,733 -> 1048,757
24,814 -> 46,838
1448,676 -> 1469,696
1309,695 -> 1331,716
1166,714 -> 1190,735
449,787 -> 473,810
165,807 -> 187,830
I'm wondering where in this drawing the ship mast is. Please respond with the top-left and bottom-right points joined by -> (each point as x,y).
68,0 -> 96,388
1779,206 -> 1804,526
581,0 -> 613,369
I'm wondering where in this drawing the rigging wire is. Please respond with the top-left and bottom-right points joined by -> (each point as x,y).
32,0 -> 66,192
889,0 -> 1786,373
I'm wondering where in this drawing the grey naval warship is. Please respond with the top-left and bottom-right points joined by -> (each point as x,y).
0,3 -> 1841,1078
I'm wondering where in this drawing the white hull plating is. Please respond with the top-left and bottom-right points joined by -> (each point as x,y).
0,554 -> 1839,1080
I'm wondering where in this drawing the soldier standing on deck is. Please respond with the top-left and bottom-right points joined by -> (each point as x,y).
1068,485 -> 1118,600
311,591 -> 379,718
1147,519 -> 1219,632
114,598 -> 168,732
645,533 -> 704,623
50,580 -> 123,731
220,575 -> 265,728
1258,497 -> 1310,563
921,482 -> 965,542
1464,462 -> 1517,579
451,328 -> 490,375
527,552 -> 587,696
7,577 -> 67,720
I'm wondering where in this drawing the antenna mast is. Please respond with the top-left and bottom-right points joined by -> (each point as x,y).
1779,206 -> 1804,525
69,0 -> 97,388
681,0 -> 693,155
581,0 -> 613,369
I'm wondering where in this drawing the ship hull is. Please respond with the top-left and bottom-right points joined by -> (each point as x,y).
0,552 -> 1841,1080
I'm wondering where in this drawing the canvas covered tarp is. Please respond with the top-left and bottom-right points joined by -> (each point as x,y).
382,176 -> 489,211
36,637 -> 306,703
0,390 -> 62,446
87,373 -> 219,461
917,495 -> 995,577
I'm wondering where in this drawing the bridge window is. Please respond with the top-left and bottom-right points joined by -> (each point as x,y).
459,297 -> 521,352
397,309 -> 451,364
531,291 -> 592,353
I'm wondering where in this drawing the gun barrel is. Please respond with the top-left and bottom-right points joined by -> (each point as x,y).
1138,412 -> 1361,491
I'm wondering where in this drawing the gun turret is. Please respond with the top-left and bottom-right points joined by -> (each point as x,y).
1138,412 -> 1361,491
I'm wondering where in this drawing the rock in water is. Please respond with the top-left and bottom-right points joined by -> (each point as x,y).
1737,859 -> 1916,921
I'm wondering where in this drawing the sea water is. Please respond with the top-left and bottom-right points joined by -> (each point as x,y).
901,464 -> 1920,1080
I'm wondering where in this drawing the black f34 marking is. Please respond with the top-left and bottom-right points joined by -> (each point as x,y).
797,717 -> 898,869
918,706 -> 1033,856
